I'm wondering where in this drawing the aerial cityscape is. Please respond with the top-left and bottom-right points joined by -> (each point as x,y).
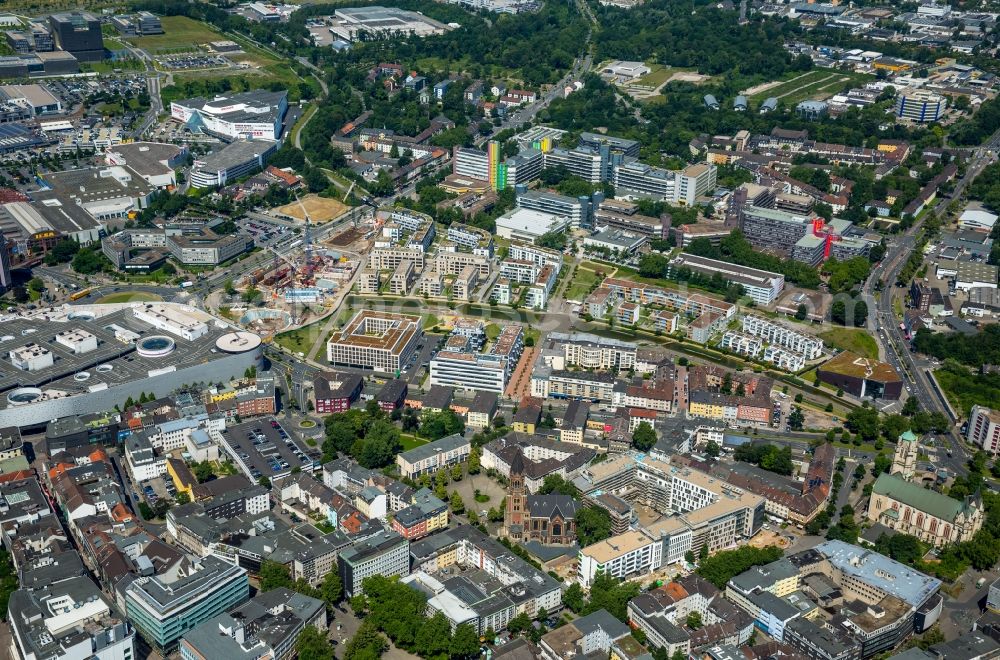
0,0 -> 999,659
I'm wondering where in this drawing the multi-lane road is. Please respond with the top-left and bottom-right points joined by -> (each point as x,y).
861,127 -> 1000,476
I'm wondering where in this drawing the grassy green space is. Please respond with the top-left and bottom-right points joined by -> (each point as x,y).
818,328 -> 879,361
631,65 -> 672,88
95,292 -> 162,304
400,433 -> 429,451
423,314 -> 441,330
125,16 -> 223,52
273,322 -> 326,354
486,323 -> 501,341
564,267 -> 600,302
748,68 -> 874,105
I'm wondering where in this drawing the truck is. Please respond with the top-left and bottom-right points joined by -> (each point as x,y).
180,281 -> 194,289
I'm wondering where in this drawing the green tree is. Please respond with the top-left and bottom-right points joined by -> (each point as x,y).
632,422 -> 657,452
450,623 -> 480,658
295,624 -> 335,660
686,611 -> 703,630
794,303 -> 808,321
584,571 -> 640,622
343,620 -> 388,660
320,569 -> 342,607
697,546 -> 784,589
450,490 -> 465,514
562,582 -> 586,612
175,492 -> 190,505
705,440 -> 721,458
788,406 -> 805,431
259,559 -> 292,592
576,505 -> 612,547
538,474 -> 578,497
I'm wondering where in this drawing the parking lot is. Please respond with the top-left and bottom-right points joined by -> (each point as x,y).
157,54 -> 230,70
220,418 -> 317,483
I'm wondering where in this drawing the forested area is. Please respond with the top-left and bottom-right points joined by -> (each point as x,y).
684,231 -> 822,289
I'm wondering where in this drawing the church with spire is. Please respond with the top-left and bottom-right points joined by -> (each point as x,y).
866,430 -> 984,546
504,449 -> 579,546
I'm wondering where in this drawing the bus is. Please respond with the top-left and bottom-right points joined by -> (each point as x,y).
69,288 -> 92,301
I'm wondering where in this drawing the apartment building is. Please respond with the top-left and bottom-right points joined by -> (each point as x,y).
369,247 -> 426,270
548,331 -> 638,370
669,254 -> 785,306
895,88 -> 946,123
967,405 -> 1000,455
338,530 -> 410,598
579,529 -> 662,587
326,310 -> 423,374
543,147 -> 604,183
531,368 -> 616,401
396,433 -> 470,479
742,315 -> 823,360
313,371 -> 363,414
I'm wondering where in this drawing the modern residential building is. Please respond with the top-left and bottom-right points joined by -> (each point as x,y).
741,315 -> 823,359
867,472 -> 983,546
578,529 -> 662,587
327,310 -> 423,374
396,433 -> 470,479
313,371 -> 363,414
121,555 -> 250,653
968,405 -> 1000,456
337,530 -> 410,598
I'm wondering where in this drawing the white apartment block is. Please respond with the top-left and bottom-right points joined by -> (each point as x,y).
719,331 -> 763,358
508,241 -> 563,270
968,405 -> 1000,456
370,247 -> 426,271
453,147 -> 490,181
430,352 -> 507,393
436,251 -> 490,277
579,529 -> 662,587
762,346 -> 807,372
741,315 -> 823,359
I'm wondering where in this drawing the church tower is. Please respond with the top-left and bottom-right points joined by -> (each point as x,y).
505,449 -> 527,540
891,430 -> 918,481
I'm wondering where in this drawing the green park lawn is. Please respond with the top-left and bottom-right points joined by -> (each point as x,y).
95,292 -> 162,304
818,328 -> 879,361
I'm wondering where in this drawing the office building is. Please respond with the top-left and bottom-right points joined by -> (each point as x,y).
613,161 -> 676,201
968,405 -> 1000,456
816,351 -> 903,400
48,12 -> 103,62
867,473 -> 983,546
670,254 -> 784,306
505,148 -> 544,185
896,89 -> 946,123
495,208 -> 570,242
516,189 -> 590,230
327,310 -> 423,374
543,147 -> 605,183
453,147 -> 490,181
338,530 -> 410,598
676,163 -> 717,205
122,555 -> 250,653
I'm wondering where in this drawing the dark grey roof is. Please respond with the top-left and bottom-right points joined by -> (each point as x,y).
571,608 -> 630,640
525,494 -> 578,520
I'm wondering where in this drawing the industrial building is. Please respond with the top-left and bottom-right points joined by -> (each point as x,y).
330,6 -> 451,41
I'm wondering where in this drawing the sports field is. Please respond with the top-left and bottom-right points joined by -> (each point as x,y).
274,194 -> 349,224
124,16 -> 223,52
747,68 -> 874,106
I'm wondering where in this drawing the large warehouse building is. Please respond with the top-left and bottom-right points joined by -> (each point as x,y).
170,90 -> 288,142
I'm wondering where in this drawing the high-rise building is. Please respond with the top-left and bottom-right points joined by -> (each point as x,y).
0,233 -> 11,293
337,530 -> 410,598
968,405 -> 1000,456
891,429 -> 918,480
49,12 -> 104,62
896,89 -> 946,123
